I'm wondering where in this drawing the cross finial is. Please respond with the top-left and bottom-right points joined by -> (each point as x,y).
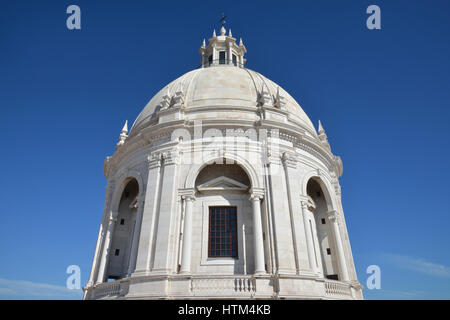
219,13 -> 226,27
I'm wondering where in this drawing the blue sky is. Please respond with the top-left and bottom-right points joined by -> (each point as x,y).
1,0 -> 450,299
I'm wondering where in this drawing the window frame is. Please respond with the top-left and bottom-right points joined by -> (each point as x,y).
200,199 -> 244,267
208,206 -> 238,258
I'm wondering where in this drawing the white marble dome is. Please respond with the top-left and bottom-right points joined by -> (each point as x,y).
131,67 -> 316,135
84,26 -> 363,300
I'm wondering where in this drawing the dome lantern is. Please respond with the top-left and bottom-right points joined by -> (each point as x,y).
199,25 -> 247,68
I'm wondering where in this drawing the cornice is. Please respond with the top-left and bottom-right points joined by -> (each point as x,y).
104,118 -> 343,179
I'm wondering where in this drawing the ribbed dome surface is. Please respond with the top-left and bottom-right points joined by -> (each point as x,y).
130,66 -> 315,134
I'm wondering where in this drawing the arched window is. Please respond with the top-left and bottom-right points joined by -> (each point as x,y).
191,162 -> 255,274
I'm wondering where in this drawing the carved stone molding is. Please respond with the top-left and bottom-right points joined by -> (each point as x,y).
249,187 -> 265,200
148,153 -> 163,170
327,210 -> 339,222
163,146 -> 181,166
109,211 -> 118,222
281,152 -> 298,169
300,195 -> 316,211
179,188 -> 196,201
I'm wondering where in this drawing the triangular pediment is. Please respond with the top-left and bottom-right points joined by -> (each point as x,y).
197,176 -> 249,193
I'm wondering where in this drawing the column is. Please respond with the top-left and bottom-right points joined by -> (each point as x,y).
300,200 -> 316,272
96,212 -> 117,284
328,210 -> 349,281
250,193 -> 265,274
126,196 -> 145,276
212,45 -> 217,65
87,181 -> 115,286
86,223 -> 103,287
179,194 -> 194,274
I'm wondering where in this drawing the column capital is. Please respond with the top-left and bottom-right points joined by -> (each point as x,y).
182,195 -> 195,202
264,150 -> 282,166
300,195 -> 316,211
136,195 -> 145,209
249,194 -> 263,201
179,188 -> 195,201
249,188 -> 264,201
327,210 -> 339,222
281,152 -> 298,169
108,211 -> 118,222
162,148 -> 181,166
147,153 -> 163,170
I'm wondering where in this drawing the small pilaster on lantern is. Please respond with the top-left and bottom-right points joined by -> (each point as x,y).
116,120 -> 128,147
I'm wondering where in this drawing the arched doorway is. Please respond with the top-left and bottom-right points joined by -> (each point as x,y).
306,178 -> 340,280
105,178 -> 139,280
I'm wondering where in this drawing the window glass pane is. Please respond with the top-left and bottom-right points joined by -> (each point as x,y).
208,206 -> 238,258
219,51 -> 226,64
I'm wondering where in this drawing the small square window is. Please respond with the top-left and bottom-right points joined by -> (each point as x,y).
326,248 -> 331,255
321,218 -> 326,224
326,274 -> 339,280
115,249 -> 120,256
120,219 -> 125,225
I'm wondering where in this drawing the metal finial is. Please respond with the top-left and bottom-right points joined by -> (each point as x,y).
219,13 -> 226,27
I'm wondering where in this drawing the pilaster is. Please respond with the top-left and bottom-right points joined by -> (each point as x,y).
152,148 -> 181,273
266,153 -> 297,274
133,153 -> 163,275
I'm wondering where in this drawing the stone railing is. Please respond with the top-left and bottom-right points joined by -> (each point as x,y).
92,282 -> 121,299
191,276 -> 256,296
324,280 -> 352,298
